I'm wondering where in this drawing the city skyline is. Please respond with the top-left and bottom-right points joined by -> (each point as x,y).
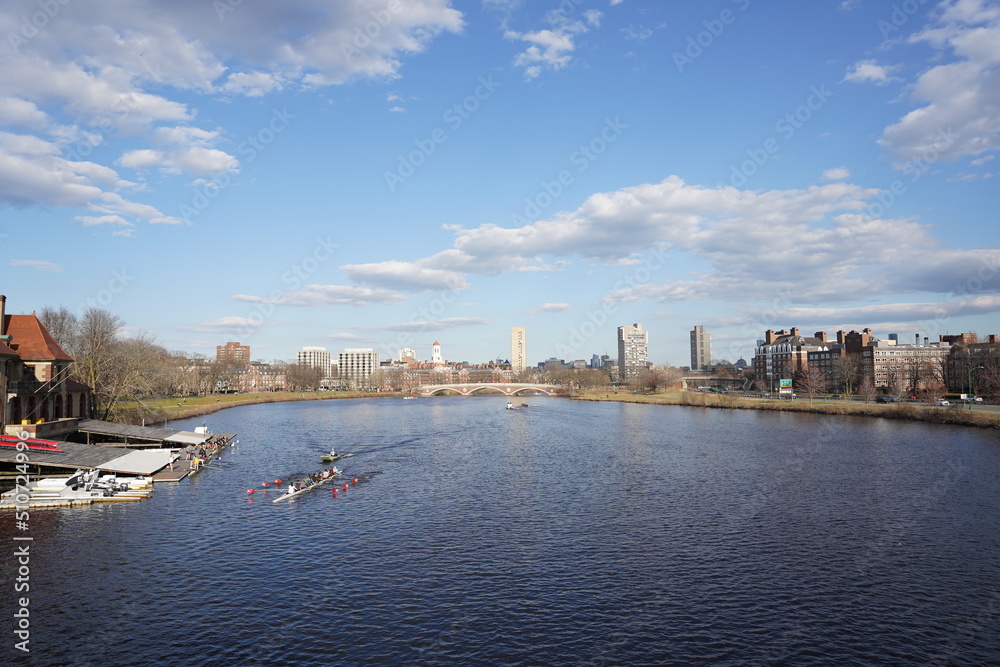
4,1 -> 998,366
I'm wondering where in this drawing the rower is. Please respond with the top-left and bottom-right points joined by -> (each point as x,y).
329,448 -> 336,457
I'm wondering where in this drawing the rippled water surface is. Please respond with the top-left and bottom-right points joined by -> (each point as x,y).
5,397 -> 1000,665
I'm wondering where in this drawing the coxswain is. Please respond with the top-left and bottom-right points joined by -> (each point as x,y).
330,448 -> 336,457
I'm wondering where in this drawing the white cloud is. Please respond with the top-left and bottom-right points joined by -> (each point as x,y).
233,285 -> 406,307
340,261 -> 468,292
821,166 -> 851,181
506,4 -> 600,80
222,71 -> 283,97
10,259 -> 63,272
879,1 -> 1000,165
118,149 -> 165,170
842,59 -> 900,86
0,96 -> 49,129
174,316 -> 276,334
74,214 -> 133,227
118,126 -> 237,175
370,174 -> 998,309
754,296 -> 1000,328
0,0 -> 464,223
0,131 -> 178,225
528,302 -> 571,314
510,28 -> 579,79
353,317 -> 492,333
623,25 -> 653,41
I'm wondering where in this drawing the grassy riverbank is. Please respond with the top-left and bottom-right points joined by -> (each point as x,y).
573,389 -> 1000,429
120,390 -> 397,425
117,388 -> 1000,431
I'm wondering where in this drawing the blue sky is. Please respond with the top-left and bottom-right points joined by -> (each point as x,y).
2,0 -> 999,367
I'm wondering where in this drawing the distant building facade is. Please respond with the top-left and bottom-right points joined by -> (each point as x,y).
510,327 -> 526,374
216,341 -> 250,365
1,294 -> 93,429
338,348 -> 379,389
690,325 -> 711,370
617,323 -> 648,383
751,327 -> 997,394
296,346 -> 331,373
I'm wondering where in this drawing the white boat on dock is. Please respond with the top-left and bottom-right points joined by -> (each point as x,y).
1,469 -> 154,509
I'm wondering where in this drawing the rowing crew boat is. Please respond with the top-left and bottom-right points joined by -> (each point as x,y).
273,468 -> 342,503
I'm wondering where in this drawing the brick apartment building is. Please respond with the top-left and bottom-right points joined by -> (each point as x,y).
753,327 -> 997,394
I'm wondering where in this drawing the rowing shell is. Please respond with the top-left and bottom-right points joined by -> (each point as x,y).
273,469 -> 342,503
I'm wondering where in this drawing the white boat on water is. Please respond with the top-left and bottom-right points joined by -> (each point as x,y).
273,468 -> 342,503
506,401 -> 515,409
2,469 -> 134,502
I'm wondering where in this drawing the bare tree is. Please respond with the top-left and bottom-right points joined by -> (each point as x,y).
832,355 -> 863,396
980,362 -> 1000,403
38,306 -> 79,355
887,372 -> 907,401
286,363 -> 324,391
636,367 -> 683,393
797,366 -> 828,403
858,378 -> 877,405
74,308 -> 126,406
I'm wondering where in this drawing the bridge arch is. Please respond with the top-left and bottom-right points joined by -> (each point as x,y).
414,383 -> 560,397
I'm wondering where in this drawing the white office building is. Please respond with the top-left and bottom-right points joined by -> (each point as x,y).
296,346 -> 332,373
338,348 -> 380,389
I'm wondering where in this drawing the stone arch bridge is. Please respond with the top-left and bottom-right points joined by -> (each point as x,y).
414,383 -> 561,397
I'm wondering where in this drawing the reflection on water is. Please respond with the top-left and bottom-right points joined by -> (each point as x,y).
5,396 -> 1000,665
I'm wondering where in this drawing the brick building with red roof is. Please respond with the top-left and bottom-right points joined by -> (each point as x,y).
1,294 -> 93,430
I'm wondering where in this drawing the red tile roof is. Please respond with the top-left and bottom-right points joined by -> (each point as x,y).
3,314 -> 74,362
0,341 -> 15,357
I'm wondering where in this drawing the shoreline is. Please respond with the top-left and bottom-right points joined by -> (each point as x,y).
127,389 -> 1000,431
571,389 -> 1000,429
129,391 -> 399,426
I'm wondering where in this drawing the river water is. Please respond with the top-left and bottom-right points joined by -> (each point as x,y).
4,396 -> 1000,665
